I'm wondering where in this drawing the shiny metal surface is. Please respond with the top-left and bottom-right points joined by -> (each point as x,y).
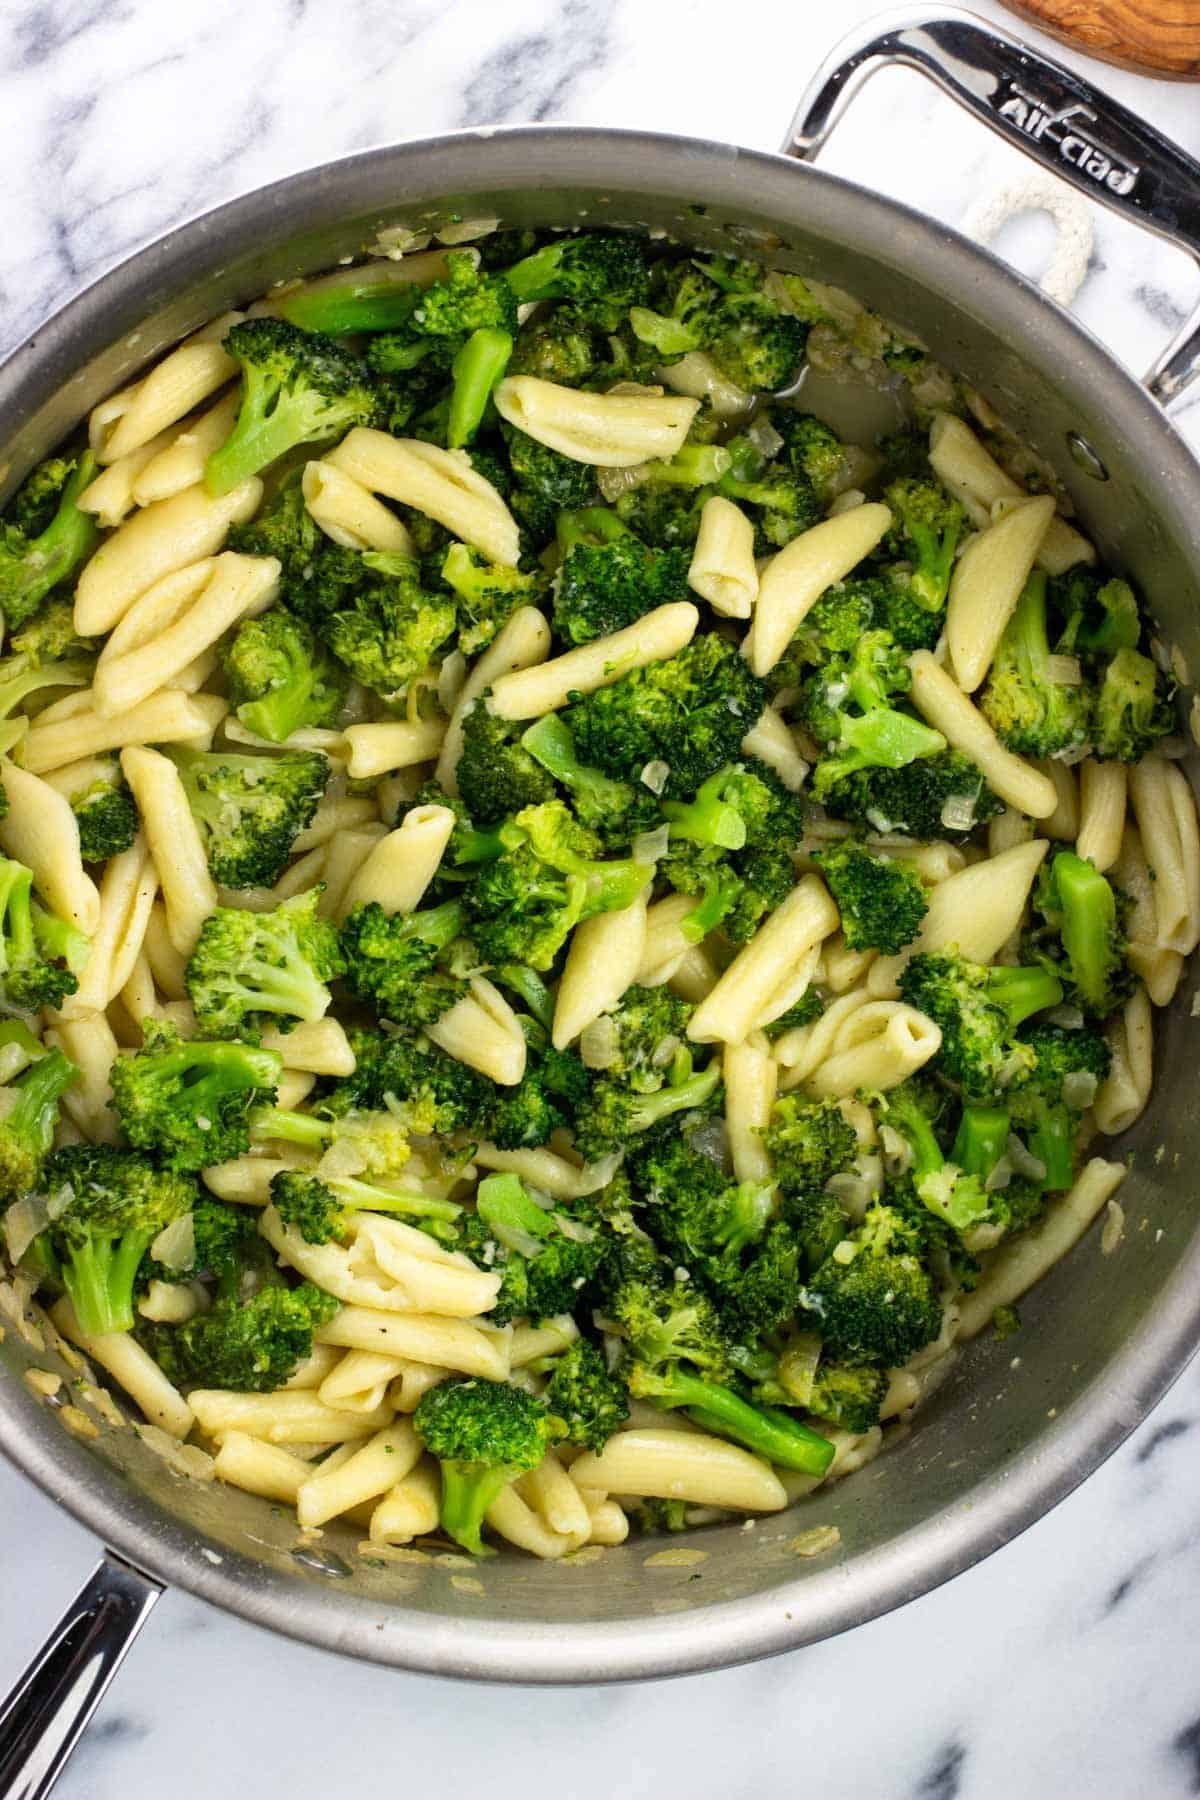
785,6 -> 1200,407
0,1555 -> 162,1800
1,19 -> 1200,1694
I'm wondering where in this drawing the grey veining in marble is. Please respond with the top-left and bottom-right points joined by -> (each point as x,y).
2,2 -> 1200,1796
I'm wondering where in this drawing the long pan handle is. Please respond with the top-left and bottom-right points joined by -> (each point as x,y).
784,6 -> 1200,408
0,1553 -> 163,1800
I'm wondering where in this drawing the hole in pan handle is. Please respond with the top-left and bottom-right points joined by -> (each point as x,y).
0,1552 -> 163,1800
781,4 -> 1200,410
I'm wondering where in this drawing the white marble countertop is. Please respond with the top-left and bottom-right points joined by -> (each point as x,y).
3,3 -> 1200,1796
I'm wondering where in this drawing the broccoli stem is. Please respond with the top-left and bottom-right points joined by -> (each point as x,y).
555,508 -> 632,554
62,1228 -> 157,1337
986,965 -> 1065,1029
438,1461 -> 514,1557
640,1366 -> 834,1475
327,1174 -> 462,1225
1023,1104 -> 1074,1192
951,1106 -> 1009,1182
663,767 -> 747,851
0,657 -> 91,722
207,373 -> 327,496
502,243 -> 571,303
447,328 -> 513,449
1050,852 -> 1122,1014
496,964 -> 554,1028
520,714 -> 634,817
5,1047 -> 77,1153
627,1061 -> 721,1133
277,274 -> 432,336
680,866 -> 743,944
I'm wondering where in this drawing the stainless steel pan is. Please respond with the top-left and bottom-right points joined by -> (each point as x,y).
3,9 -> 1200,1792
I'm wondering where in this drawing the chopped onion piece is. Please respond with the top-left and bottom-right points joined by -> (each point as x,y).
940,794 -> 978,832
1062,1071 -> 1099,1110
4,1196 -> 49,1265
151,1211 -> 196,1274
745,413 -> 784,460
1006,1134 -> 1047,1183
640,760 -> 670,795
985,1156 -> 1013,1192
1045,1004 -> 1085,1030
580,1016 -> 620,1071
632,824 -> 670,865
597,464 -> 648,503
1045,655 -> 1081,686
686,1119 -> 729,1169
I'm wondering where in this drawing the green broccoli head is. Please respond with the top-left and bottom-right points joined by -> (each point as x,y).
1091,647 -> 1175,762
323,1027 -> 490,1134
185,888 -> 344,1039
504,231 -> 654,325
109,1020 -> 282,1173
813,839 -> 929,954
1028,851 -> 1133,1018
146,1282 -> 339,1392
40,1143 -> 196,1336
552,510 -> 691,646
457,1173 -> 612,1324
501,421 -> 597,550
519,713 -> 661,849
205,318 -> 380,495
819,749 -> 1004,841
1052,567 -> 1140,659
220,608 -> 348,743
171,748 -> 329,889
338,898 -> 467,1029
808,1358 -> 888,1433
543,1338 -> 630,1451
227,476 -> 323,587
0,1047 -> 78,1198
440,542 -> 547,655
307,548 -> 458,698
455,700 -> 558,825
0,452 -> 99,632
70,770 -> 140,863
900,950 -> 1064,1097
566,632 -> 767,798
0,855 -> 88,1015
414,1374 -> 564,1555
882,477 -> 966,611
979,573 -> 1093,759
762,1094 -> 859,1195
801,1203 -> 942,1365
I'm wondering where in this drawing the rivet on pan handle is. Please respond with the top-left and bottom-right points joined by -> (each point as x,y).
783,5 -> 1200,409
0,1553 -> 163,1800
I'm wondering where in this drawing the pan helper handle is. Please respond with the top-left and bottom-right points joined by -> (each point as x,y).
784,6 -> 1200,409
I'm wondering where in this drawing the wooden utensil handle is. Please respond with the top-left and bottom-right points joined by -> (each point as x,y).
999,1 -> 1200,79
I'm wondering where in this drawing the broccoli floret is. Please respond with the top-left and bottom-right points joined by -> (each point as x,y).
519,712 -> 659,847
801,1203 -> 941,1365
608,1268 -> 734,1383
1052,568 -> 1141,659
147,1283 -> 339,1392
504,232 -> 653,325
882,1079 -> 998,1240
185,889 -> 343,1039
508,305 -> 613,387
586,984 -> 694,1094
769,407 -> 850,498
882,477 -> 965,611
979,573 -> 1093,758
767,585 -> 877,692
625,1359 -> 833,1475
414,1374 -> 563,1556
205,318 -> 380,495
0,854 -> 89,1014
0,1048 -> 77,1198
0,601 -> 94,723
717,437 -> 822,553
300,547 -> 458,698
819,749 -> 1003,841
761,1095 -> 858,1195
446,327 -> 514,447
552,509 -> 691,646
1091,647 -> 1175,762
364,254 -> 518,367
69,767 -> 140,863
777,1188 -> 849,1275
466,801 -> 651,973
631,258 -> 807,393
268,1168 -> 460,1246
1007,1022 -> 1111,1191
763,988 -> 825,1040
109,1020 -> 282,1172
481,1042 -> 589,1151
0,452 -> 99,631
455,701 -> 558,824
339,898 -> 467,1029
807,1359 -> 888,1433
813,839 -> 929,953
899,951 -> 1064,1096
440,542 -> 546,654
1030,851 -> 1132,1018
323,1027 -> 489,1134
567,633 -> 766,798
543,1338 -> 629,1452
171,748 -> 329,889
802,631 -> 947,802
38,1144 -> 195,1336
501,422 -> 597,549
456,1172 -> 612,1325
141,1195 -> 268,1301
227,475 -> 323,586
220,608 -> 348,743
573,1057 -> 721,1163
